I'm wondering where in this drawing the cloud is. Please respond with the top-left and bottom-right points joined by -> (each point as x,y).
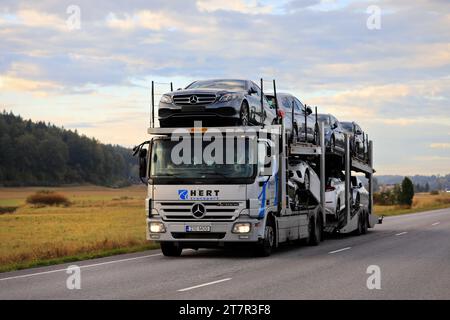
0,9 -> 68,31
196,0 -> 273,14
0,74 -> 62,96
430,143 -> 450,149
0,0 -> 449,174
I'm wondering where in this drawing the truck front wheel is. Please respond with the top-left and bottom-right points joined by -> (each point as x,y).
160,242 -> 182,257
255,219 -> 275,257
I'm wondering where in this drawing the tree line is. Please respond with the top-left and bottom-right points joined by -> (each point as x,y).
0,111 -> 138,187
374,177 -> 415,207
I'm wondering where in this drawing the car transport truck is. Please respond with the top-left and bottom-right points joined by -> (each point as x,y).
133,79 -> 380,257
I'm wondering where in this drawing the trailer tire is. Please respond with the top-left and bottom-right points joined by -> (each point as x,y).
355,210 -> 365,236
309,211 -> 323,246
255,217 -> 275,257
160,242 -> 182,257
361,211 -> 368,234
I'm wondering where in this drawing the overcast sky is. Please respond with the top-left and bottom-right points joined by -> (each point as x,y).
0,0 -> 449,175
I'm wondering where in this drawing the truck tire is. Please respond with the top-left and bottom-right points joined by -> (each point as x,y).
355,210 -> 365,236
309,211 -> 323,246
255,218 -> 275,257
160,242 -> 182,257
361,211 -> 368,234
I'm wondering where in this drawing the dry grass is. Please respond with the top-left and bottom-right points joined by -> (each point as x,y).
375,192 -> 450,217
26,190 -> 71,206
0,185 -> 157,272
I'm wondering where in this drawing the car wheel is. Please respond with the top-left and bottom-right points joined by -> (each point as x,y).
303,170 -> 310,191
160,242 -> 182,257
314,124 -> 320,145
354,193 -> 360,209
255,217 -> 275,257
239,101 -> 250,126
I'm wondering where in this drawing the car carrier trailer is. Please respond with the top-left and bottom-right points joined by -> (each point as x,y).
134,79 -> 379,257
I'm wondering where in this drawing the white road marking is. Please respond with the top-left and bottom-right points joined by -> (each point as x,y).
0,253 -> 162,281
328,247 -> 351,254
431,222 -> 440,226
395,232 -> 408,236
177,278 -> 232,292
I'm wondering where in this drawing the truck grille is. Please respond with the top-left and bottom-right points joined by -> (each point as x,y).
157,201 -> 242,221
173,94 -> 217,106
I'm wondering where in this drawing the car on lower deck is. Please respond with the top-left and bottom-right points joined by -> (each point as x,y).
325,176 -> 346,216
158,79 -> 276,127
351,176 -> 369,209
266,92 -> 317,144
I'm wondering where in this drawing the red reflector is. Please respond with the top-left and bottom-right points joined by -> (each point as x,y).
277,109 -> 285,118
326,186 -> 335,191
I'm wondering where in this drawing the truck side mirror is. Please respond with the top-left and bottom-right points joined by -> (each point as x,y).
248,88 -> 257,95
306,106 -> 312,115
139,149 -> 148,179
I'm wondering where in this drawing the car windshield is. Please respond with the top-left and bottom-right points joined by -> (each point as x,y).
150,138 -> 256,184
265,95 -> 277,109
186,80 -> 246,91
317,115 -> 330,125
341,122 -> 353,131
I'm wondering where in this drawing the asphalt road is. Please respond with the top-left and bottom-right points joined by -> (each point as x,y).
1,208 -> 450,300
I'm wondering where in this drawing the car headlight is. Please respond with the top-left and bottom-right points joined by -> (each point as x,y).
219,94 -> 239,102
232,222 -> 251,234
160,94 -> 173,104
149,222 -> 166,233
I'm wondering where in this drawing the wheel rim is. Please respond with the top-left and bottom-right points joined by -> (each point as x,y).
304,173 -> 310,190
266,225 -> 274,248
240,105 -> 248,125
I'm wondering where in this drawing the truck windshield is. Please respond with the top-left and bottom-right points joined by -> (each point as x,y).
149,138 -> 256,184
186,80 -> 246,91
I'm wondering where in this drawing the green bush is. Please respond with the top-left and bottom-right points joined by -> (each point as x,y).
26,190 -> 71,207
0,206 -> 18,214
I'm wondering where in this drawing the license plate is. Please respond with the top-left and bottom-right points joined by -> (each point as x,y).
185,225 -> 211,232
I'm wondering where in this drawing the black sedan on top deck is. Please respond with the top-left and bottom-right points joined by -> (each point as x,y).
158,79 -> 276,127
341,121 -> 368,161
317,113 -> 346,156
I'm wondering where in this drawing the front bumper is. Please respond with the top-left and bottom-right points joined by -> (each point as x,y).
158,100 -> 241,120
146,216 -> 264,244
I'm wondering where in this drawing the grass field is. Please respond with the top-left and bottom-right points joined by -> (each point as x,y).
374,192 -> 450,216
0,186 -> 449,273
0,185 -> 157,273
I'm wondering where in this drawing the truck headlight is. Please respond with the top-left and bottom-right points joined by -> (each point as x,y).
160,94 -> 173,104
232,222 -> 251,234
149,222 -> 166,233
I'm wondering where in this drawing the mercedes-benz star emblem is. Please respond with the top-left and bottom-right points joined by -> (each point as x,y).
191,203 -> 206,218
189,95 -> 198,104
